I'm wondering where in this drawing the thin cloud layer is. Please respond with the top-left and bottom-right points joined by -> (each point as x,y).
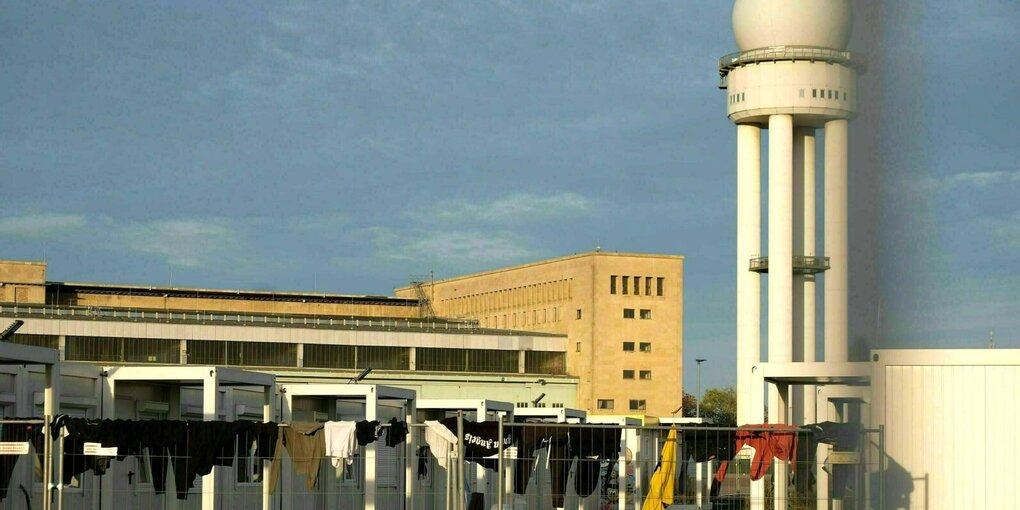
431,192 -> 592,225
0,213 -> 87,238
122,219 -> 238,268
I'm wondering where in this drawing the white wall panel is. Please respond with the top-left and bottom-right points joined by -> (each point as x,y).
874,350 -> 1020,510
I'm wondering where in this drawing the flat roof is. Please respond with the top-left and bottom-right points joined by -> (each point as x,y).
50,281 -> 419,307
396,251 -> 684,291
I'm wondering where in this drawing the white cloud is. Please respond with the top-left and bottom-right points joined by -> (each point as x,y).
431,192 -> 592,225
943,170 -> 1020,187
369,227 -> 539,264
121,219 -> 239,268
0,213 -> 87,238
911,169 -> 1020,193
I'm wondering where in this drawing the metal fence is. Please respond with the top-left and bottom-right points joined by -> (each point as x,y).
0,304 -> 571,336
413,421 -> 884,510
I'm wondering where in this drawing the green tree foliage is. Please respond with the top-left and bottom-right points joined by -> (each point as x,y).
681,391 -> 698,417
700,386 -> 737,426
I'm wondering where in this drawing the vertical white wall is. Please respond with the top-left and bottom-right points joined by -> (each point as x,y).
736,123 -> 762,426
873,350 -> 1020,510
824,119 -> 849,363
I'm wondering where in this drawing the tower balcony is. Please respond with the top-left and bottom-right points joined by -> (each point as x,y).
749,255 -> 830,274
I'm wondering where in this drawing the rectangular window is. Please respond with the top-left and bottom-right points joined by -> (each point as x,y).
629,400 -> 646,411
828,90 -> 833,99
623,342 -> 635,352
597,399 -> 615,410
576,342 -> 581,352
799,89 -> 805,98
843,91 -> 848,101
610,275 -> 617,295
640,370 -> 652,380
639,342 -> 651,353
633,276 -> 640,295
645,277 -> 652,296
639,309 -> 652,320
623,370 -> 635,379
623,308 -> 635,319
576,309 -> 582,320
656,277 -> 664,296
812,89 -> 817,98
622,276 -> 629,295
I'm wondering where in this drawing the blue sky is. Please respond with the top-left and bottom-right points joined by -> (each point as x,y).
2,2 -> 1018,392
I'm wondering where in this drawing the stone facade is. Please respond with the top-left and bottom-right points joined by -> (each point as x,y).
396,252 -> 684,416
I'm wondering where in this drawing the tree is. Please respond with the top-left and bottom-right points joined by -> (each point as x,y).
681,391 -> 698,417
700,386 -> 737,426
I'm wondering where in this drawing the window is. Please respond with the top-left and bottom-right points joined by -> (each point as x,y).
629,400 -> 647,411
633,276 -> 640,295
843,91 -> 848,101
622,276 -> 629,295
623,370 -> 635,379
576,309 -> 582,320
639,342 -> 651,353
799,89 -> 805,98
610,275 -> 618,294
597,399 -> 615,410
576,342 -> 581,352
639,309 -> 652,320
623,342 -> 635,352
812,89 -> 817,98
657,277 -> 664,296
623,308 -> 635,319
828,90 -> 833,99
640,370 -> 652,380
645,277 -> 651,296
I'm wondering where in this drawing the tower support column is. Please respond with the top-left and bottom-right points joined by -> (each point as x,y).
824,119 -> 849,363
792,127 -> 817,425
736,123 -> 762,426
768,114 -> 793,510
768,114 -> 794,367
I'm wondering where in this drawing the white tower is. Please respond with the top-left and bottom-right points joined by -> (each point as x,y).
721,0 -> 859,428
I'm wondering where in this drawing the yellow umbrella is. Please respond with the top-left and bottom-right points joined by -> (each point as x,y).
642,429 -> 678,510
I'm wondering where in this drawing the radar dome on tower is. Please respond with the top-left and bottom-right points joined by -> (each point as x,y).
732,0 -> 853,52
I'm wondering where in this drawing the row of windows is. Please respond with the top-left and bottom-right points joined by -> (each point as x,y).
441,278 -> 572,315
596,399 -> 646,411
622,370 -> 653,380
609,276 -> 664,297
623,308 -> 652,320
622,342 -> 652,353
803,88 -> 848,102
729,89 -> 850,104
3,334 -> 566,375
479,307 -> 558,329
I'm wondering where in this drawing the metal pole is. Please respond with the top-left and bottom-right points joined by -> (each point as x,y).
696,359 -> 706,418
43,414 -> 52,510
878,425 -> 885,510
457,411 -> 465,510
497,416 -> 504,510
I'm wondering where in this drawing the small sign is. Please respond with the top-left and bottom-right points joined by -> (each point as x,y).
0,442 -> 30,455
828,451 -> 859,465
83,442 -> 118,456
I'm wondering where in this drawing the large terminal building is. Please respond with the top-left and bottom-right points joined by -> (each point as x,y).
0,251 -> 683,417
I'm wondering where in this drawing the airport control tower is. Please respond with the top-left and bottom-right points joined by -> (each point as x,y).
719,0 -> 861,429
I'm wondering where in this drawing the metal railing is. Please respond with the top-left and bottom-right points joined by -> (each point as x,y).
749,255 -> 831,275
719,45 -> 865,77
0,303 -> 562,337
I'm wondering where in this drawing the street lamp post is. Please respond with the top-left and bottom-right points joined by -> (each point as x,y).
696,358 -> 707,418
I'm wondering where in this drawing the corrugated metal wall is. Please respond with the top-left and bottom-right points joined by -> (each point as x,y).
881,362 -> 1020,509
